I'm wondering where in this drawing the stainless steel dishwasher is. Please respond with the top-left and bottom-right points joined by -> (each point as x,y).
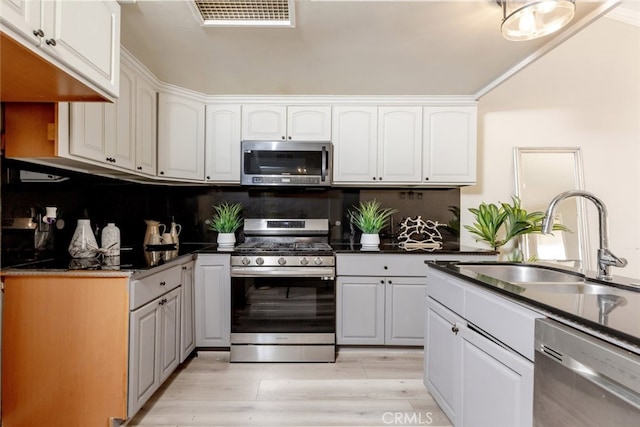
534,319 -> 640,427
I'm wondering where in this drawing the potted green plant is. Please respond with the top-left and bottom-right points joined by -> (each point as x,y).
209,202 -> 243,250
348,200 -> 398,249
465,196 -> 569,261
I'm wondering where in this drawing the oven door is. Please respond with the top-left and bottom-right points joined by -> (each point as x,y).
230,273 -> 336,362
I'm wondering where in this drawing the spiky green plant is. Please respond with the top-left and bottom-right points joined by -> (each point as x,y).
348,200 -> 398,234
465,196 -> 570,251
209,202 -> 243,233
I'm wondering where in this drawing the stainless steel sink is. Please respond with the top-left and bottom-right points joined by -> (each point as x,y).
460,264 -> 585,285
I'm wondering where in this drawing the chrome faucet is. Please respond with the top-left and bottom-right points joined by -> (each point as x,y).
541,190 -> 627,281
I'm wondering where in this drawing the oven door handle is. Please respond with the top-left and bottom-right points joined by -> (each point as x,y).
231,267 -> 335,278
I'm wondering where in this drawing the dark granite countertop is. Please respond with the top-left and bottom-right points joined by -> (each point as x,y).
330,239 -> 497,255
427,261 -> 640,350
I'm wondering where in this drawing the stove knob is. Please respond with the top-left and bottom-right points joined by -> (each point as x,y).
241,257 -> 251,266
256,257 -> 265,266
314,257 -> 323,265
300,257 -> 309,266
278,257 -> 287,266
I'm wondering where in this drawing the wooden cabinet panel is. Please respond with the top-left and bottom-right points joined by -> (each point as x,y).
1,275 -> 129,426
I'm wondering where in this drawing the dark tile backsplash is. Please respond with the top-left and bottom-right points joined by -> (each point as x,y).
1,158 -> 460,254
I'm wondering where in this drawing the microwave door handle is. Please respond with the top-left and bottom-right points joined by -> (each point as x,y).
321,146 -> 327,182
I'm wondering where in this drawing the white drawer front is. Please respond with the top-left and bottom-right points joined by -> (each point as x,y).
426,269 -> 465,316
464,287 -> 542,361
337,254 -> 428,276
130,266 -> 181,310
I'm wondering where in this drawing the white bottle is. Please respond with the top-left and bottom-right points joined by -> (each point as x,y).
101,223 -> 121,257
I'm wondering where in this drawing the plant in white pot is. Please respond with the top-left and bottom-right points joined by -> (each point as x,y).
209,202 -> 243,251
348,200 -> 398,250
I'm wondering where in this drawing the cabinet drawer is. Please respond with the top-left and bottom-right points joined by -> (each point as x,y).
425,269 -> 465,316
337,254 -> 428,276
464,287 -> 542,361
130,266 -> 181,310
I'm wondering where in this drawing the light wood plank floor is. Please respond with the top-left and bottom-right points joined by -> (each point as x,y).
127,348 -> 452,427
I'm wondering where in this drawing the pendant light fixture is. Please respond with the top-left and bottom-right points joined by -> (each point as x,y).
500,0 -> 576,41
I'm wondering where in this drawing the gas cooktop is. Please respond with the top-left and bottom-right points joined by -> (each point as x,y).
234,242 -> 333,253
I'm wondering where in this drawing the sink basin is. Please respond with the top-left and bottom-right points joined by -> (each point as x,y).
459,264 -> 585,285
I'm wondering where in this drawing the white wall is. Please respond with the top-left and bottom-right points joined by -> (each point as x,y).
462,17 -> 640,279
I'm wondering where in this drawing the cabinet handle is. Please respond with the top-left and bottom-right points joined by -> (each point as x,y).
380,280 -> 385,284
160,171 -> 165,175
372,177 -> 377,181
33,29 -> 44,37
206,176 -> 210,180
160,281 -> 166,286
45,38 -> 56,46
383,266 -> 388,270
182,266 -> 187,270
281,136 -> 286,140
288,136 -> 292,140
379,177 -> 383,181
424,177 -> 429,181
159,298 -> 167,306
451,325 -> 459,335
388,280 -> 392,284
137,166 -> 142,170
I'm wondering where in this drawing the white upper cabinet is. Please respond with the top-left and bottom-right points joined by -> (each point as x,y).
157,92 -> 206,181
332,106 -> 378,183
423,106 -> 477,184
69,61 -> 153,173
0,0 -> 42,45
134,73 -> 157,176
205,104 -> 241,183
377,106 -> 422,183
1,0 -> 121,97
332,106 -> 422,184
241,105 -> 331,141
286,106 -> 332,141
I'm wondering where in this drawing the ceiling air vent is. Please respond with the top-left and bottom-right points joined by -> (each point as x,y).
191,0 -> 295,27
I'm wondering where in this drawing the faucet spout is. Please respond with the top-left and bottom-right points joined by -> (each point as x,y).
541,190 -> 626,281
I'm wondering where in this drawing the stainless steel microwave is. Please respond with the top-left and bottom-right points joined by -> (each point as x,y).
241,140 -> 332,187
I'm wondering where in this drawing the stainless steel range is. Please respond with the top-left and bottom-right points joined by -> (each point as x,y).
230,219 -> 336,362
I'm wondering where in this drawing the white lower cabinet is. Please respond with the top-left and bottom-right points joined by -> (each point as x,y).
128,264 -> 182,418
128,286 -> 180,418
180,260 -> 196,362
194,254 -> 231,347
424,267 -> 540,427
337,276 -> 425,345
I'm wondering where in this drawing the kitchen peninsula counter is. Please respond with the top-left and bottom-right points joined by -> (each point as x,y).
427,261 -> 640,352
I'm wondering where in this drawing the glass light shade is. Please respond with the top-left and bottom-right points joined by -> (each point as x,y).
501,0 -> 576,41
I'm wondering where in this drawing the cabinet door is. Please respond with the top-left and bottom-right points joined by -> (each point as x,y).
40,0 -> 120,97
112,62 -> 135,169
336,276 -> 385,345
205,104 -> 241,182
423,106 -> 477,184
194,255 -> 231,347
159,287 -> 181,383
69,102 -> 114,163
180,261 -> 196,363
459,325 -> 534,427
157,92 -> 205,180
331,106 -> 378,183
287,106 -> 332,141
128,299 -> 161,418
241,105 -> 287,140
385,278 -> 425,345
424,297 -> 463,425
0,0 -> 42,45
378,106 -> 422,183
135,74 -> 157,175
